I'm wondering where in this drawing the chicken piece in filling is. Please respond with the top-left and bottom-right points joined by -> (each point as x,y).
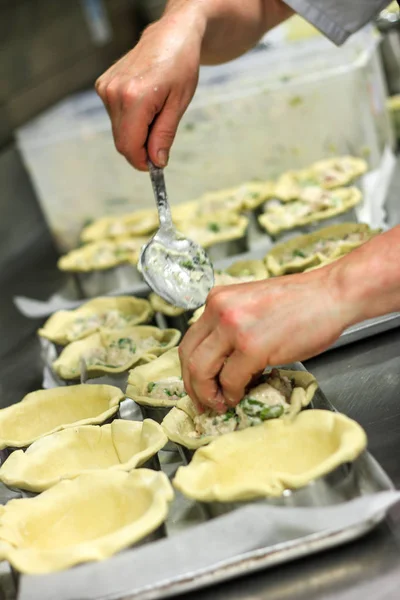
194,369 -> 295,436
145,377 -> 186,402
67,310 -> 133,341
82,335 -> 163,369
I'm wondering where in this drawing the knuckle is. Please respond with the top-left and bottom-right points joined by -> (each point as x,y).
121,81 -> 141,109
220,306 -> 241,328
114,136 -> 127,155
94,76 -> 103,93
206,288 -> 224,311
187,356 -> 199,379
235,330 -> 258,356
105,80 -> 120,104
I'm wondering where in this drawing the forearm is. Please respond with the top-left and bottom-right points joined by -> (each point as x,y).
163,0 -> 293,65
330,226 -> 400,327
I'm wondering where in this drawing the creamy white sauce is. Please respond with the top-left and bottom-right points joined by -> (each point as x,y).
193,371 -> 293,437
142,241 -> 214,309
145,377 -> 186,402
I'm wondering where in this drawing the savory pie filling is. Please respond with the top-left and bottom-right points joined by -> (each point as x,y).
280,231 -> 370,264
145,377 -> 186,402
263,189 -> 344,228
82,335 -> 161,368
193,369 -> 294,437
67,310 -> 136,341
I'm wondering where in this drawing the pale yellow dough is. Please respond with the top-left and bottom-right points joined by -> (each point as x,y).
38,296 -> 154,345
58,236 -> 147,272
126,347 -> 183,408
0,469 -> 173,574
0,419 -> 167,492
265,223 -> 379,277
80,210 -> 159,243
173,409 -> 367,502
53,325 -> 181,380
148,293 -> 186,317
162,369 -> 318,449
178,212 -> 248,248
0,385 -> 124,450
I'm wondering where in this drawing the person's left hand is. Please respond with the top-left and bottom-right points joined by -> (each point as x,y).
179,267 -> 357,413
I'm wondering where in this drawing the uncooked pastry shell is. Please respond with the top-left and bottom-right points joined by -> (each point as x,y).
265,223 -> 378,276
173,409 -> 367,502
126,348 -> 183,408
38,296 -> 154,345
80,210 -> 159,243
0,419 -> 167,492
53,325 -> 181,380
162,369 -> 318,450
0,384 -> 124,450
258,187 -> 362,236
0,469 -> 173,574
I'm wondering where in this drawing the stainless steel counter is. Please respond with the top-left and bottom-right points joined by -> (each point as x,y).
1,165 -> 400,599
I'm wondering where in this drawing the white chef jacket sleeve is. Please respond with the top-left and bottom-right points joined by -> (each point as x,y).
283,0 -> 392,45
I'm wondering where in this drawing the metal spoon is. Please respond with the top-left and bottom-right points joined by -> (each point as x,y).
139,161 -> 214,310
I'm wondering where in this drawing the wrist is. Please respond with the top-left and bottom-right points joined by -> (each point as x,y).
162,0 -> 207,40
325,245 -> 390,328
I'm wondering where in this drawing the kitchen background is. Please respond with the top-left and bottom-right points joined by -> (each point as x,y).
1,0 -> 399,276
0,0 -> 164,277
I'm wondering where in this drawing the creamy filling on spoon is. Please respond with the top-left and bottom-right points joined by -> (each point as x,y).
141,240 -> 214,310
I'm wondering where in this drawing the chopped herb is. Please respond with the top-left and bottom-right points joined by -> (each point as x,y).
223,408 -> 236,421
164,389 -> 173,397
292,249 -> 306,258
288,95 -> 303,107
116,337 -> 136,352
243,397 -> 265,407
259,405 -> 284,420
207,222 -> 221,233
160,342 -> 168,347
147,382 -> 156,393
181,260 -> 194,270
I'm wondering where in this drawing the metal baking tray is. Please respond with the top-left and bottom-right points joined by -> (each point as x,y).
73,263 -> 143,298
135,363 -> 394,597
0,364 -> 395,600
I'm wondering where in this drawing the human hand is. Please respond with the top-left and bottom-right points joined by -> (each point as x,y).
95,8 -> 204,170
179,267 -> 358,413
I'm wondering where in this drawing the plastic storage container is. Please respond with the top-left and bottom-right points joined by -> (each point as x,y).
16,26 -> 393,251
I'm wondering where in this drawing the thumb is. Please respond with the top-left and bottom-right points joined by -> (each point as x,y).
147,95 -> 186,168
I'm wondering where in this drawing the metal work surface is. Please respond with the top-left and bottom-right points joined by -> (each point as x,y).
1,251 -> 400,600
1,168 -> 400,598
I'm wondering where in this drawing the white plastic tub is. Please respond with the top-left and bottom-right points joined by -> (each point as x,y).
16,26 -> 393,251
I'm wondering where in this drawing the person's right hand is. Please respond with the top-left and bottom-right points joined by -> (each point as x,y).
95,8 -> 204,171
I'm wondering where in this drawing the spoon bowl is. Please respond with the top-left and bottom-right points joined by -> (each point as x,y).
139,162 -> 214,310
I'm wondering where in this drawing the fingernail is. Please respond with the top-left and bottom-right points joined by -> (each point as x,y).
157,149 -> 169,167
225,395 -> 237,407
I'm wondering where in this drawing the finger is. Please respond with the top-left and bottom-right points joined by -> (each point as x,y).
147,93 -> 186,168
116,83 -> 168,171
179,315 -> 213,406
219,350 -> 266,407
187,329 -> 232,413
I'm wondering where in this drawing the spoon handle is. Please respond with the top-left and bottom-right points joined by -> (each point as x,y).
148,160 -> 173,228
